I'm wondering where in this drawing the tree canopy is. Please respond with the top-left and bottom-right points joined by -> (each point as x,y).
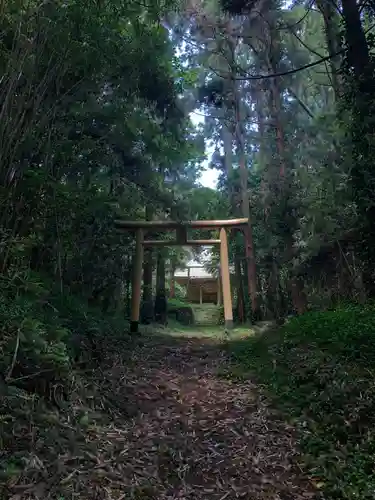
3,0 -> 375,497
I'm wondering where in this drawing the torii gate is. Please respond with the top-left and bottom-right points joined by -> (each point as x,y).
115,218 -> 249,333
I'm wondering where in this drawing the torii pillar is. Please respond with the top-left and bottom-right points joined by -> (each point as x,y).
220,228 -> 233,330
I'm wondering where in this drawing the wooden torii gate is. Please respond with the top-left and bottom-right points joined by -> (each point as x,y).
115,218 -> 249,333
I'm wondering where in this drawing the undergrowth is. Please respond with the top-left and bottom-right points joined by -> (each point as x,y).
0,271 -> 129,383
0,271 -> 131,494
228,304 -> 375,499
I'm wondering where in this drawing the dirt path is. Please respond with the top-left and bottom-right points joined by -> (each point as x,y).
7,335 -> 317,499
85,335 -> 317,500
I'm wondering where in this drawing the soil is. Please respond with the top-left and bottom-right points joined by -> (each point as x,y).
2,333 -> 318,500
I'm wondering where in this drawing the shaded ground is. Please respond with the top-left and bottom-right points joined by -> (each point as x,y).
2,329 -> 318,499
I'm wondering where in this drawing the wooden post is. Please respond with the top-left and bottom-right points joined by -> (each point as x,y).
217,275 -> 221,306
220,228 -> 233,329
130,228 -> 143,333
199,285 -> 203,304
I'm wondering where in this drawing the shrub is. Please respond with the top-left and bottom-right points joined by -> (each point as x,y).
0,271 -> 129,404
0,293 -> 71,403
228,304 -> 375,499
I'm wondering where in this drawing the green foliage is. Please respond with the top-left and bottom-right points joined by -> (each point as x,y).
171,281 -> 188,300
168,297 -> 189,308
229,305 -> 375,498
0,291 -> 70,383
0,0 -> 202,400
167,299 -> 195,325
220,0 -> 258,15
197,79 -> 226,108
341,43 -> 375,293
0,271 -> 130,401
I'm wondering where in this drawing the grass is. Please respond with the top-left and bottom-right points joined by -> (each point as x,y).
144,319 -> 258,340
226,304 -> 375,499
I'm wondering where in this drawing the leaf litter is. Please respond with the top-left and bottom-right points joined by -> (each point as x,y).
1,335 -> 320,499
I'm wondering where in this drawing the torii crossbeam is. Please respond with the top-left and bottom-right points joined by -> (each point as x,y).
115,218 -> 249,333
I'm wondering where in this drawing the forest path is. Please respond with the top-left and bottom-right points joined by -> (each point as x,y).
90,333 -> 317,500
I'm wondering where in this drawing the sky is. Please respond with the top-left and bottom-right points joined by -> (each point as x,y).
190,111 -> 220,190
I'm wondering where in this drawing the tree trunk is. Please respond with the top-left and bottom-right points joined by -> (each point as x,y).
154,249 -> 167,324
169,257 -> 176,298
221,122 -> 233,176
266,257 -> 282,322
233,80 -> 258,317
125,255 -> 131,318
267,42 -> 308,315
220,33 -> 258,318
341,0 -> 371,81
290,276 -> 308,315
254,83 -> 267,163
235,257 -> 245,323
341,0 -> 375,296
143,249 -> 153,303
316,0 -> 343,100
141,204 -> 154,324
